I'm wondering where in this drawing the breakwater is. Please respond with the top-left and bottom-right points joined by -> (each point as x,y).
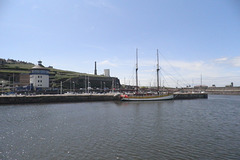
0,93 -> 208,104
0,94 -> 120,105
173,92 -> 208,99
206,87 -> 240,95
170,87 -> 240,95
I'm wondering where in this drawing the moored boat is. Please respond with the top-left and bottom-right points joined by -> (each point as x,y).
121,94 -> 173,101
121,49 -> 174,101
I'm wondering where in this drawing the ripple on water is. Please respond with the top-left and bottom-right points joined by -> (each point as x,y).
0,96 -> 240,159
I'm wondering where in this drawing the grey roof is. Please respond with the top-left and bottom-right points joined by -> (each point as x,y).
32,64 -> 49,70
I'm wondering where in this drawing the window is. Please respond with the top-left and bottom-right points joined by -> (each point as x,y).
32,70 -> 49,74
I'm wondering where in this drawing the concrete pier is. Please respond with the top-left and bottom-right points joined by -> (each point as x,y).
0,92 -> 209,105
173,92 -> 208,100
0,94 -> 121,105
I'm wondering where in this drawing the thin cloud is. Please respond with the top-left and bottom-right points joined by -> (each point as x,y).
214,57 -> 228,62
230,56 -> 240,67
99,60 -> 117,67
130,58 -> 232,87
120,57 -> 240,87
214,56 -> 240,67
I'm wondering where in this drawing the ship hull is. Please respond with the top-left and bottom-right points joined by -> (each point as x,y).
121,94 -> 174,101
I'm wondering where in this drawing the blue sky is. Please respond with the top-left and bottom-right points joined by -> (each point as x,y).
1,0 -> 240,87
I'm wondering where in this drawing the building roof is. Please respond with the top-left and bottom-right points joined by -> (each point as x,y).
31,64 -> 49,70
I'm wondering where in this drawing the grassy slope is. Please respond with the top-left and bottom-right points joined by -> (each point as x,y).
0,63 -> 113,89
0,63 -> 101,81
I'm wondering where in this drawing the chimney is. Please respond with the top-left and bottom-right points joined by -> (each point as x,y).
38,60 -> 44,67
94,61 -> 97,75
38,61 -> 42,65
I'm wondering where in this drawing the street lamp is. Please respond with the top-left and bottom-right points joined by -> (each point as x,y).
103,82 -> 106,92
88,82 -> 91,94
1,81 -> 4,96
73,81 -> 75,93
60,81 -> 62,94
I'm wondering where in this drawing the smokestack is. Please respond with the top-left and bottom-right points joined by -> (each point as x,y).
38,60 -> 42,65
38,60 -> 44,67
94,61 -> 97,75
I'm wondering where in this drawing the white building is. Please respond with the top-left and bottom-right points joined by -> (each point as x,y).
30,61 -> 49,89
104,69 -> 110,77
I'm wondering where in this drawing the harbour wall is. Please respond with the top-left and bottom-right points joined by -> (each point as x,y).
173,93 -> 208,100
0,93 -> 209,105
206,87 -> 240,95
0,94 -> 120,105
169,87 -> 240,95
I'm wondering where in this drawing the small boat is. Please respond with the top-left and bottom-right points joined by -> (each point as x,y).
121,49 -> 174,101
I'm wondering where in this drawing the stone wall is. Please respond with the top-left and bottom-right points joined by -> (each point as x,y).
0,94 -> 121,105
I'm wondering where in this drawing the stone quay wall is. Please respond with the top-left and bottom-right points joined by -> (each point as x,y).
0,94 -> 121,105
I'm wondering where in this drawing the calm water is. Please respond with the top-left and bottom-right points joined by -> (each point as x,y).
0,95 -> 240,160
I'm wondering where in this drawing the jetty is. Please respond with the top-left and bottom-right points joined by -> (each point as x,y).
0,92 -> 209,105
173,92 -> 208,99
0,93 -> 120,105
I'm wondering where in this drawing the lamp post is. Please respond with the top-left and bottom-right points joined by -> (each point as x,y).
70,78 -> 71,93
1,81 -> 4,96
85,75 -> 87,93
88,82 -> 91,94
60,81 -> 62,94
103,82 -> 106,93
73,81 -> 75,93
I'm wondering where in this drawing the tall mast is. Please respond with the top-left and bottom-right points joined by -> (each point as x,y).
136,48 -> 138,93
200,73 -> 202,91
157,49 -> 160,94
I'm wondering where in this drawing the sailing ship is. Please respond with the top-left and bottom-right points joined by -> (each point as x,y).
121,49 -> 174,101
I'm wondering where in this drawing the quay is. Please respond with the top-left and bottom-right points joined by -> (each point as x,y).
173,92 -> 208,100
0,92 -> 208,105
0,93 -> 120,105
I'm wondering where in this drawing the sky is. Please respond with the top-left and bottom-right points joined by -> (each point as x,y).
0,0 -> 240,87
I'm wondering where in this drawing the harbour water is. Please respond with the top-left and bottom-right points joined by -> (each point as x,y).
0,95 -> 240,160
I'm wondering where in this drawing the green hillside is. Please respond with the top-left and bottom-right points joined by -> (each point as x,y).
0,60 -> 120,92
0,63 -> 87,78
